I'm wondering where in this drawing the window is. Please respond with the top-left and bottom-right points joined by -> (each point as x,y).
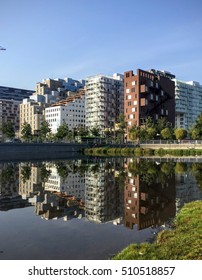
126,89 -> 130,93
134,100 -> 137,105
128,95 -> 131,99
126,73 -> 130,78
132,81 -> 136,86
131,88 -> 135,92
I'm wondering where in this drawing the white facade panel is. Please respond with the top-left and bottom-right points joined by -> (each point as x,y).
174,79 -> 202,130
85,74 -> 124,130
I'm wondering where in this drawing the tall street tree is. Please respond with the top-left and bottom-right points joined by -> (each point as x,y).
174,128 -> 187,140
40,120 -> 51,141
2,121 -> 15,139
90,126 -> 101,137
115,114 -> 127,143
191,113 -> 202,139
56,123 -> 69,141
160,127 -> 173,140
21,122 -> 32,142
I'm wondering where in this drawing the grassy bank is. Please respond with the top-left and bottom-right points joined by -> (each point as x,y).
113,200 -> 202,260
84,147 -> 202,157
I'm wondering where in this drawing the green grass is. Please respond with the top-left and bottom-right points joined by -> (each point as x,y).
113,200 -> 202,260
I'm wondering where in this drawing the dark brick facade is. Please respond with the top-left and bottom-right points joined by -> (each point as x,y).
124,69 -> 175,138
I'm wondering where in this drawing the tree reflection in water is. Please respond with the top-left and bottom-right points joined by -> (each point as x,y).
0,158 -> 202,231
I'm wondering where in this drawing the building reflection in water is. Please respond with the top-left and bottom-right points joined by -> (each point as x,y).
0,162 -> 30,210
124,159 -> 176,230
19,161 -> 85,221
85,158 -> 124,224
1,159 -> 202,230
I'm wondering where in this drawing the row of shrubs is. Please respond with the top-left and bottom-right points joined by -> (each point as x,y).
84,147 -> 202,157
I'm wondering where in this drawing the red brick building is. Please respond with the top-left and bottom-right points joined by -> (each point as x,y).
124,69 -> 175,139
124,159 -> 176,230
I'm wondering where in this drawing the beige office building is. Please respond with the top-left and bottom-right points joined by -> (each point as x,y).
19,98 -> 47,136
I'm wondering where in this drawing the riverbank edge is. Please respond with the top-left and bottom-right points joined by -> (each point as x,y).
84,146 -> 202,157
113,200 -> 202,260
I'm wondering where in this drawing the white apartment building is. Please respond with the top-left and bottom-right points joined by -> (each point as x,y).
85,73 -> 124,131
44,165 -> 85,202
174,79 -> 202,130
45,91 -> 85,133
85,161 -> 123,223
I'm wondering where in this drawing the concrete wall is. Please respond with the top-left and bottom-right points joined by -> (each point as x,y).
0,143 -> 87,161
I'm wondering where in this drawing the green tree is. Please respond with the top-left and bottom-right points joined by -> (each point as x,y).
20,163 -> 31,183
174,128 -> 187,140
0,164 -> 15,184
77,126 -> 89,137
117,114 -> 127,131
161,162 -> 175,176
194,112 -> 202,128
103,128 -> 113,143
191,163 -> 202,190
56,123 -> 69,140
90,126 -> 101,137
115,114 -> 127,143
71,127 -> 78,141
191,128 -> 200,140
2,121 -> 15,139
190,113 -> 202,139
40,164 -> 51,183
160,127 -> 173,140
55,161 -> 69,181
156,117 -> 172,134
175,162 -> 187,174
40,120 -> 51,140
143,116 -> 155,128
145,127 -> 157,140
129,125 -> 142,141
21,122 -> 32,142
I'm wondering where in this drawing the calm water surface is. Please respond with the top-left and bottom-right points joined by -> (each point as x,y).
0,157 -> 202,260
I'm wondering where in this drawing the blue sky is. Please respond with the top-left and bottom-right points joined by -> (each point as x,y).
0,0 -> 202,90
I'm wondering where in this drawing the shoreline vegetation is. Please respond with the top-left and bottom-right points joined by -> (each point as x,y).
84,147 -> 202,157
113,200 -> 202,260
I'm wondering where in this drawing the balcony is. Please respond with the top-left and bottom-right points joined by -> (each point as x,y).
141,192 -> 148,201
140,98 -> 146,106
146,80 -> 154,88
140,206 -> 148,214
140,85 -> 148,93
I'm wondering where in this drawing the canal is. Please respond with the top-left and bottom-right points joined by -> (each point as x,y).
0,157 -> 202,260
